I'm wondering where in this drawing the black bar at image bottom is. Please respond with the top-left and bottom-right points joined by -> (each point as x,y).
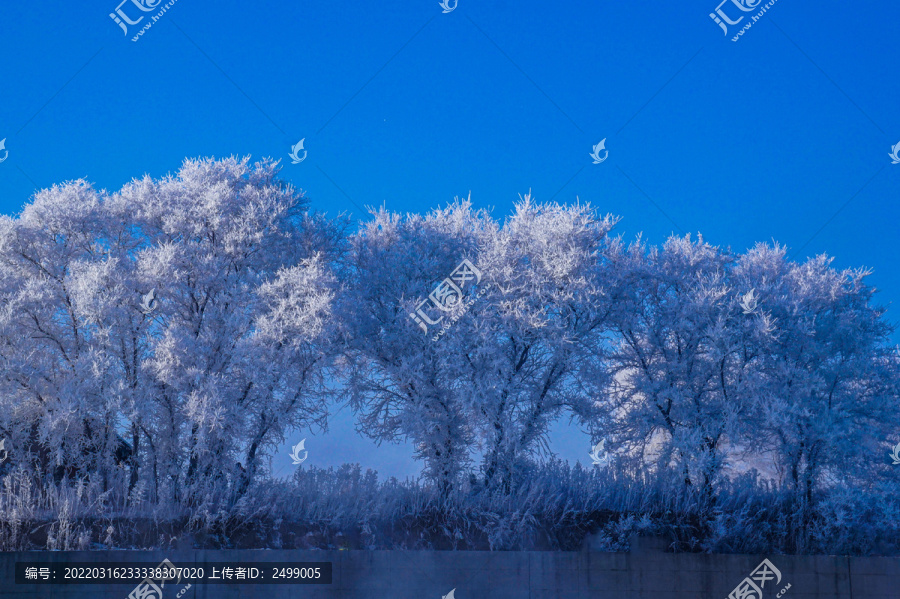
15,561 -> 332,584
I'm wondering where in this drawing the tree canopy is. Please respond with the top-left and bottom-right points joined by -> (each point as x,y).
0,157 -> 897,553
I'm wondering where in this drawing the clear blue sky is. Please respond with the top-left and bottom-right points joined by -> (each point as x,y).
1,0 -> 898,480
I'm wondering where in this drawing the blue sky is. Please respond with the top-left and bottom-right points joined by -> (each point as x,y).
1,0 -> 898,480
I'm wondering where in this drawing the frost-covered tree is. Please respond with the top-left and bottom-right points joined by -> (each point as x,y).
733,244 -> 900,550
118,157 -> 340,506
338,200 -> 493,493
339,197 -> 616,492
455,198 -> 617,490
0,157 -> 340,509
599,235 -> 752,508
0,180 -> 134,490
597,234 -> 899,525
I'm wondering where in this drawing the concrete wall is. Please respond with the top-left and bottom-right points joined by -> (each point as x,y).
0,548 -> 896,598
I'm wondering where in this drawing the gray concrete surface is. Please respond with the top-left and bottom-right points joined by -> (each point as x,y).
0,548 -> 895,598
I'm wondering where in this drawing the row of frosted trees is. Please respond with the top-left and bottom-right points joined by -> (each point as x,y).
0,157 -> 897,551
